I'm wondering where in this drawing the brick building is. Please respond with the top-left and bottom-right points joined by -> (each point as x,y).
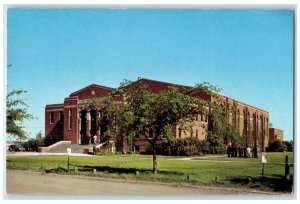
45,78 -> 270,152
269,128 -> 284,143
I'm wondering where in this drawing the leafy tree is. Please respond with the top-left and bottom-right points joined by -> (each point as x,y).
36,130 -> 42,140
205,132 -> 226,154
266,140 -> 287,152
283,140 -> 293,152
200,140 -> 209,155
21,131 -> 45,151
84,79 -> 224,173
119,80 -> 207,173
194,82 -> 234,152
112,101 -> 134,153
6,89 -> 35,140
127,132 -> 136,153
83,95 -> 134,153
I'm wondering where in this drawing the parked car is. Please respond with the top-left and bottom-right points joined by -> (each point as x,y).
24,146 -> 33,151
8,145 -> 25,152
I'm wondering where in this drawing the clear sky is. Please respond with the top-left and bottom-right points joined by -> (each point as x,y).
7,8 -> 294,141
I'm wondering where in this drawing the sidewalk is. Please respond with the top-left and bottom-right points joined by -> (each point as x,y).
6,152 -> 93,157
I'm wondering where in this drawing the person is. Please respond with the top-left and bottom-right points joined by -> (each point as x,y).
234,146 -> 238,157
227,146 -> 231,157
230,146 -> 235,157
93,135 -> 97,145
243,147 -> 247,158
238,146 -> 242,157
93,143 -> 96,155
252,147 -> 258,158
247,147 -> 251,158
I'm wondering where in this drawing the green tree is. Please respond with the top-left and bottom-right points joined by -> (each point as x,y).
266,140 -> 287,152
83,95 -> 134,153
193,82 -> 234,152
84,79 -> 222,173
21,131 -> 45,151
283,140 -> 293,152
6,89 -> 35,140
36,130 -> 42,140
119,80 -> 207,173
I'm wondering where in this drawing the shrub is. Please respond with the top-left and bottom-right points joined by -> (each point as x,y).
145,134 -> 228,156
182,137 -> 202,156
205,133 -> 226,154
266,140 -> 287,152
146,137 -> 204,156
22,137 -> 45,151
200,140 -> 209,155
145,141 -> 170,155
283,140 -> 293,152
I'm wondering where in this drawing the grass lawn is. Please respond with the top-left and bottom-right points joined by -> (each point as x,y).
6,152 -> 294,192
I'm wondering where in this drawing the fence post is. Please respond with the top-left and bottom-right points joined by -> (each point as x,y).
68,155 -> 70,171
285,155 -> 289,178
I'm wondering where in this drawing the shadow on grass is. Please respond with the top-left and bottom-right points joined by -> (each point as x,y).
45,166 -> 69,173
76,165 -> 184,176
227,174 -> 293,192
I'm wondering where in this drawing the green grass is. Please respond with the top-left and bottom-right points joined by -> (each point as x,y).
6,152 -> 294,192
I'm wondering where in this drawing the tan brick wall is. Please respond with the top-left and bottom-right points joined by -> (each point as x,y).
269,128 -> 284,143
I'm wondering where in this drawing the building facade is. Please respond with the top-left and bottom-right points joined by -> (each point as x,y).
45,78 -> 270,152
269,128 -> 284,143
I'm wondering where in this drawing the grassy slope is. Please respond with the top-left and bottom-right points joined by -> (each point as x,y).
6,152 -> 294,192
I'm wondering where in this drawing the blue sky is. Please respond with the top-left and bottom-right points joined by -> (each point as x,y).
7,8 -> 294,141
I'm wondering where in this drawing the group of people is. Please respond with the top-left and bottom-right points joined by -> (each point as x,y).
227,146 -> 258,158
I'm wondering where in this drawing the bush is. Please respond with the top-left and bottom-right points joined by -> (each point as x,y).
22,138 -> 45,151
266,140 -> 287,152
200,140 -> 209,155
172,138 -> 202,156
145,142 -> 171,155
283,141 -> 293,152
145,134 -> 227,156
205,133 -> 226,154
146,137 -> 204,156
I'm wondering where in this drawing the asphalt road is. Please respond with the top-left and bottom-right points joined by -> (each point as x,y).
5,170 -> 282,196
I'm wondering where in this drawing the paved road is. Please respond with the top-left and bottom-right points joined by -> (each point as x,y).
6,170 -> 281,196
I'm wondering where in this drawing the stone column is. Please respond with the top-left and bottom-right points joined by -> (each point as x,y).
261,116 -> 265,152
97,112 -> 101,143
78,112 -> 81,144
86,111 -> 91,144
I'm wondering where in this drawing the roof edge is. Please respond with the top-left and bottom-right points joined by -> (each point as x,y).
70,84 -> 115,96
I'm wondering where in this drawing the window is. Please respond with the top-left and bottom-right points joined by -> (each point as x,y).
50,112 -> 54,124
59,111 -> 64,123
149,129 -> 154,139
190,128 -> 193,137
196,129 -> 198,138
69,109 -> 72,130
200,114 -> 203,121
178,128 -> 182,138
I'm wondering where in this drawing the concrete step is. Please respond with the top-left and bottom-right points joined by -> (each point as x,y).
48,144 -> 94,153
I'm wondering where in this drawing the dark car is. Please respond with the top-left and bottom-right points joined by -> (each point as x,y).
24,146 -> 33,151
8,145 -> 25,152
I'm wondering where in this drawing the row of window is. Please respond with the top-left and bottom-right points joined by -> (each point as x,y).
50,112 -> 209,126
178,128 -> 199,138
194,114 -> 208,122
49,110 -> 72,130
50,111 -> 64,124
